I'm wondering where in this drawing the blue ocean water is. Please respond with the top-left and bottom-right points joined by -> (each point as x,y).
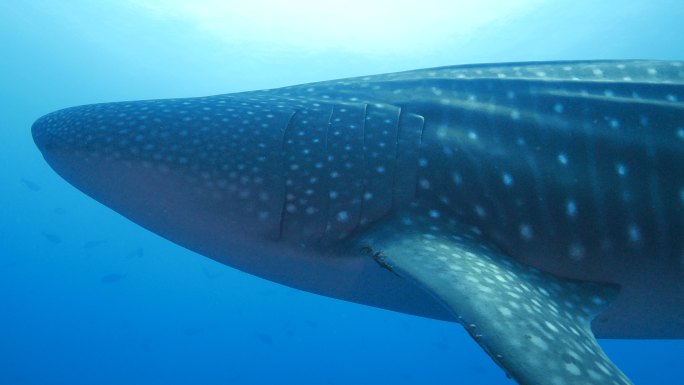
2,1 -> 683,384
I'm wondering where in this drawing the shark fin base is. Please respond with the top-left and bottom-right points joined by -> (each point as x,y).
355,201 -> 632,385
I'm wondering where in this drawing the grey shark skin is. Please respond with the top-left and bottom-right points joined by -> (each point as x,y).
33,61 -> 684,385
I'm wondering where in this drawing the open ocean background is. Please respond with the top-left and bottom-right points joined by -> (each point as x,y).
2,1 -> 683,384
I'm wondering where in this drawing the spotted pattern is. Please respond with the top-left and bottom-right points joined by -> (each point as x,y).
32,61 -> 684,384
33,93 -> 425,247
389,61 -> 684,285
34,60 -> 684,314
34,60 -> 684,258
392,113 -> 424,207
281,107 -> 329,242
323,103 -> 366,241
359,104 -> 400,225
360,201 -> 632,385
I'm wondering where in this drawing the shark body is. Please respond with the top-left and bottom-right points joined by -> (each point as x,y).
33,61 -> 684,384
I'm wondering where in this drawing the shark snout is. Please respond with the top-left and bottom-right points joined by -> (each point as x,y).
32,104 -> 100,158
32,110 -> 60,154
32,102 -> 146,164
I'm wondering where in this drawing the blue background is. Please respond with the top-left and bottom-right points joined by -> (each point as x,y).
1,1 -> 683,384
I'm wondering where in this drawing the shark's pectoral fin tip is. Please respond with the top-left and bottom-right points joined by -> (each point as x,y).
359,203 -> 634,385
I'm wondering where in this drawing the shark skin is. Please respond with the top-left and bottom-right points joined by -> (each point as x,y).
33,61 -> 684,384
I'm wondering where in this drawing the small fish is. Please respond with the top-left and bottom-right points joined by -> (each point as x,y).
100,273 -> 125,284
20,178 -> 41,191
126,248 -> 144,259
254,332 -> 273,345
41,232 -> 62,244
82,240 -> 106,249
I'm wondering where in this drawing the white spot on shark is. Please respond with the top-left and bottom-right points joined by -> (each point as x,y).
607,117 -> 620,129
616,163 -> 628,176
558,153 -> 568,165
566,200 -> 577,217
528,334 -> 548,350
336,211 -> 349,222
565,363 -> 582,376
628,224 -> 642,243
519,224 -> 533,241
544,321 -> 559,332
569,243 -> 585,261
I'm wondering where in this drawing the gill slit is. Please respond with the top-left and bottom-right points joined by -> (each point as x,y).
389,107 -> 403,210
277,110 -> 298,241
356,103 -> 369,231
315,105 -> 335,245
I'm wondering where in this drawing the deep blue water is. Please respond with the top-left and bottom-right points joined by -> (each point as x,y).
2,1 -> 684,384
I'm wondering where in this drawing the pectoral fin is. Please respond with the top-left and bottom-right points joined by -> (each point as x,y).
357,202 -> 632,385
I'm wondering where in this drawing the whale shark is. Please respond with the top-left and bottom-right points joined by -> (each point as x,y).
32,60 -> 684,385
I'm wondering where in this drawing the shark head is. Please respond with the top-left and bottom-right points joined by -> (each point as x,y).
32,99 -> 287,251
31,94 -> 451,323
